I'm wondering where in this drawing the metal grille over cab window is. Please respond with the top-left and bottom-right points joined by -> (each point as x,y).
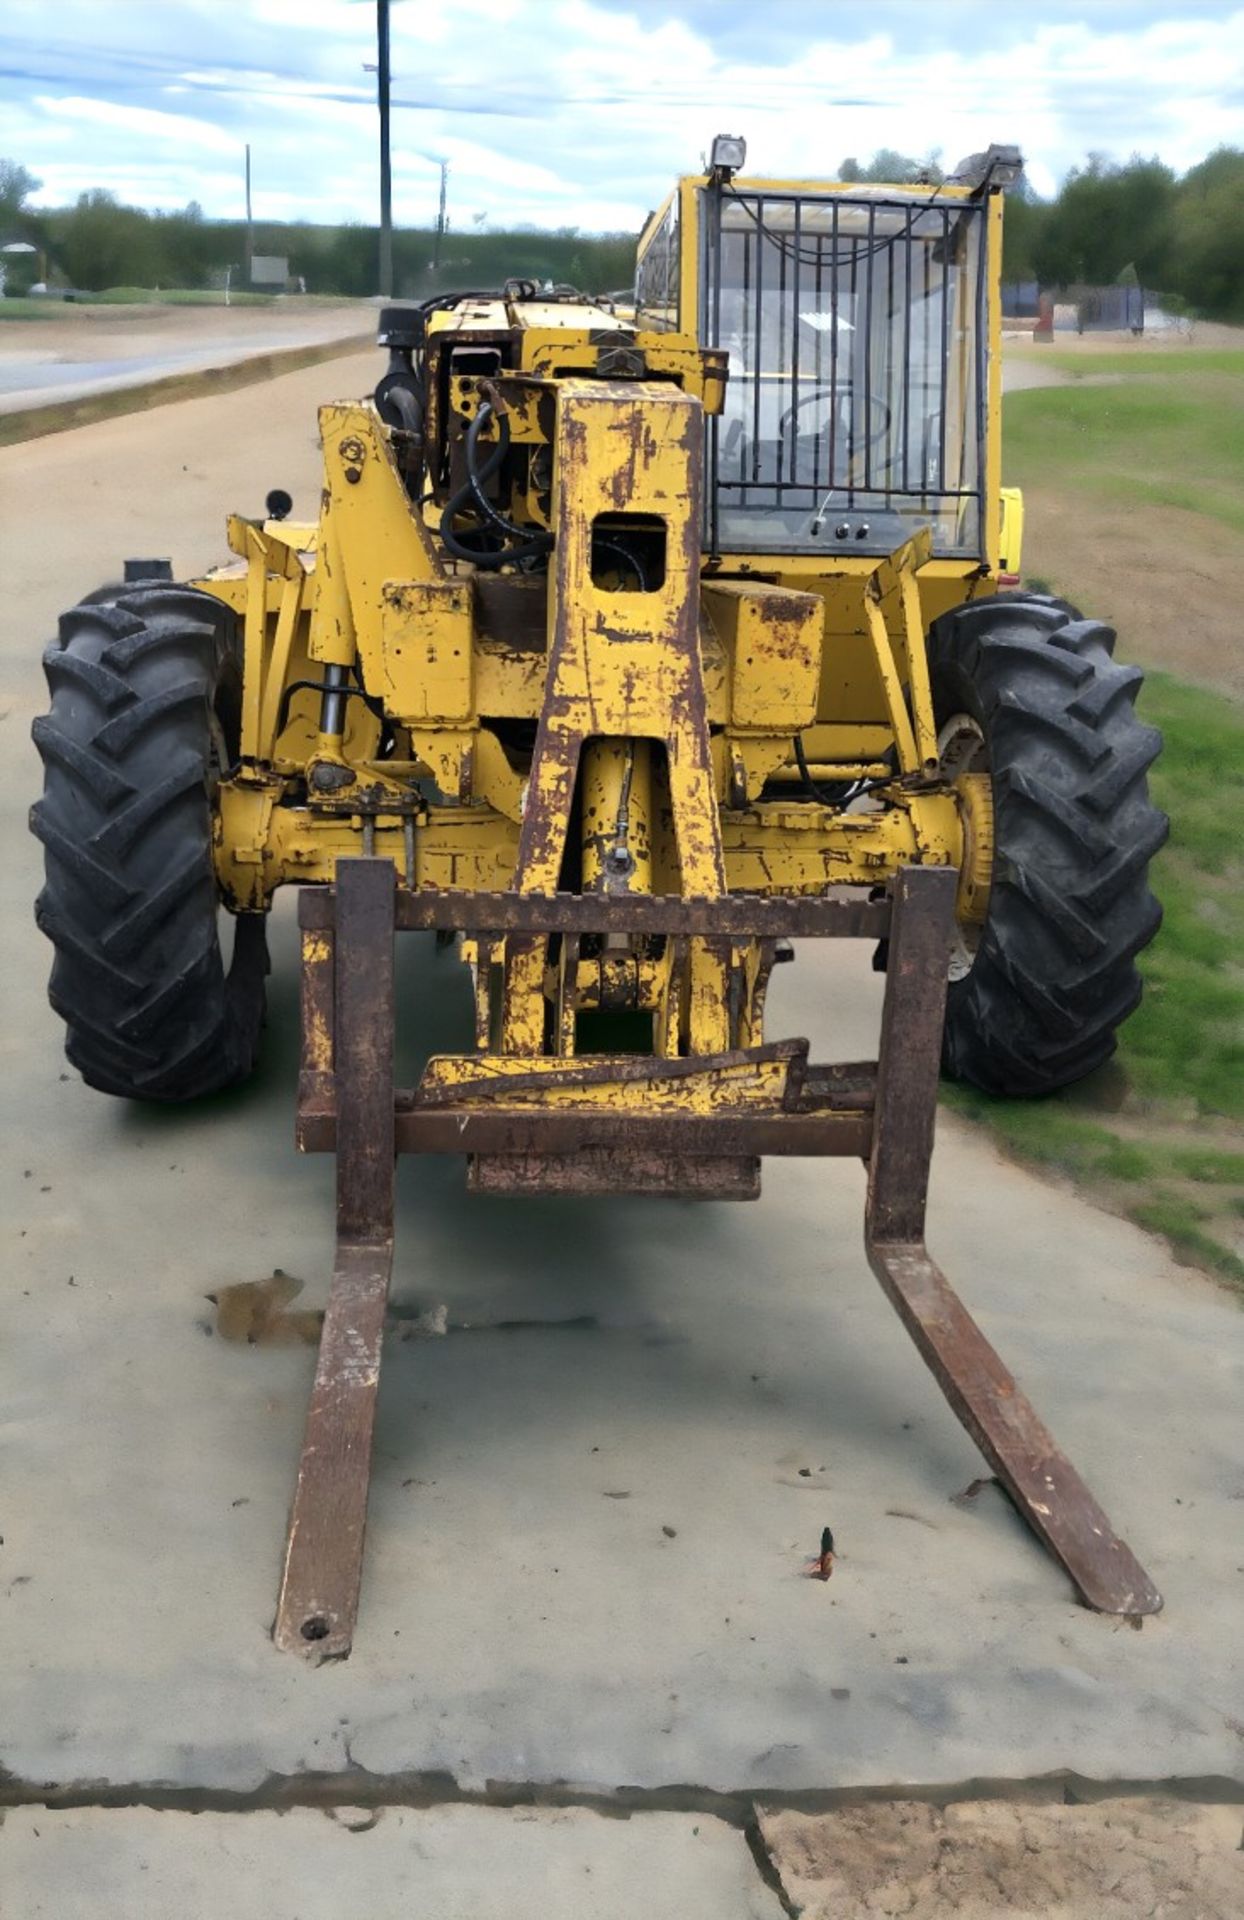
701,188 -> 986,559
635,197 -> 680,332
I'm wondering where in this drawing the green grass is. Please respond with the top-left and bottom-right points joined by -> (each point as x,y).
91,286 -> 277,306
0,298 -> 60,320
1017,347 -> 1244,379
940,1088 -> 1156,1181
943,667 -> 1244,1289
1170,1147 -> 1244,1182
1123,674 -> 1244,1121
1129,1196 -> 1244,1289
1005,373 -> 1244,535
984,358 -> 1244,1285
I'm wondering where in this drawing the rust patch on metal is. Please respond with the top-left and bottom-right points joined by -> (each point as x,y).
298,889 -> 893,937
277,862 -> 397,1661
469,1150 -> 759,1198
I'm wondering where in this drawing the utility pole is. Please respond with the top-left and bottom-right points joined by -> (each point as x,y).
244,143 -> 253,288
433,159 -> 448,269
376,0 -> 393,297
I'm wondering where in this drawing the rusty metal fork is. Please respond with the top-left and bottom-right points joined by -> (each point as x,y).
274,858 -> 397,1658
865,867 -> 1161,1617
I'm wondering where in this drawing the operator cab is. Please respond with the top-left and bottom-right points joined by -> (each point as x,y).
635,137 -> 1020,562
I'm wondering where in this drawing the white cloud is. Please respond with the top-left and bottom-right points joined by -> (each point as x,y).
34,94 -> 241,157
5,2 -> 1244,230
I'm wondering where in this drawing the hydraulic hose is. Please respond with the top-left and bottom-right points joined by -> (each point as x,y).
792,734 -> 897,807
794,732 -> 858,807
592,536 -> 647,591
439,401 -> 553,569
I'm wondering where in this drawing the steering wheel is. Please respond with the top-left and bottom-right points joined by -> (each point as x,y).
778,386 -> 893,453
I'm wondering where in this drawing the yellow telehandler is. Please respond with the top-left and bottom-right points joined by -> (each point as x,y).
32,140 -> 1166,1654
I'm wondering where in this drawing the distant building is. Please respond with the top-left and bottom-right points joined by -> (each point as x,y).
0,238 -> 41,296
249,255 -> 290,289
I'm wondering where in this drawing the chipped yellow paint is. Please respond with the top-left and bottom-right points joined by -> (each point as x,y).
200,185 -> 1017,1129
300,931 -> 334,1075
256,561 -> 308,759
580,741 -> 653,894
420,1048 -> 795,1115
214,770 -> 964,909
953,772 -> 994,926
317,402 -> 440,690
381,578 -> 474,722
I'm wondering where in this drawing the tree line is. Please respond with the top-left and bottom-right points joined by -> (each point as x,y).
843,146 -> 1244,318
3,148 -> 1243,320
0,162 -> 634,299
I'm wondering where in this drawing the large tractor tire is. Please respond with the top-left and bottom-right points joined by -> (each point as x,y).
928,590 -> 1167,1097
31,582 -> 266,1102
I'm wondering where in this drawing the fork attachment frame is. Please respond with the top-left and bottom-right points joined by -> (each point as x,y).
273,859 -> 1161,1659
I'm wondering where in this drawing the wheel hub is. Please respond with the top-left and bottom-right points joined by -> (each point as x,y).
938,713 -> 994,981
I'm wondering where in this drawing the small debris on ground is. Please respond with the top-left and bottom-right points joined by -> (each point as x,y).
885,1507 -> 939,1530
952,1475 -> 1001,1505
805,1526 -> 835,1580
209,1270 -> 321,1345
396,1302 -> 448,1340
324,1805 -> 382,1833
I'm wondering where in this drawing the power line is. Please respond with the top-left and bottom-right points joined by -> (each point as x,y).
0,54 -> 906,115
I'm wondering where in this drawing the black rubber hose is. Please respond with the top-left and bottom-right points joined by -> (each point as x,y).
275,677 -> 385,739
465,405 -> 553,554
791,735 -> 897,806
794,733 -> 859,806
592,537 -> 647,590
439,402 -> 552,568
438,515 -> 506,562
385,383 -> 423,432
439,413 -> 510,561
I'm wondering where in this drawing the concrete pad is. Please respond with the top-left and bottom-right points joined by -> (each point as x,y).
756,1797 -> 1244,1918
3,357 -> 1243,1804
0,1806 -> 783,1919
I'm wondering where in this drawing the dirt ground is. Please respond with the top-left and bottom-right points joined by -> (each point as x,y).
997,332 -> 1244,698
1007,320 -> 1244,353
758,1798 -> 1244,1919
1020,487 -> 1244,701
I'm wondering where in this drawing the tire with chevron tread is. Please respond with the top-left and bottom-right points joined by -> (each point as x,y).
31,583 -> 267,1102
928,590 -> 1167,1097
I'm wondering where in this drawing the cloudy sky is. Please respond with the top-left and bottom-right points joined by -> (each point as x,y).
3,0 -> 1243,233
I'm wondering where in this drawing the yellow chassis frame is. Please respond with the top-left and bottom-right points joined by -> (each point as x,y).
193,174 -> 1010,1069
198,409 -> 982,912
